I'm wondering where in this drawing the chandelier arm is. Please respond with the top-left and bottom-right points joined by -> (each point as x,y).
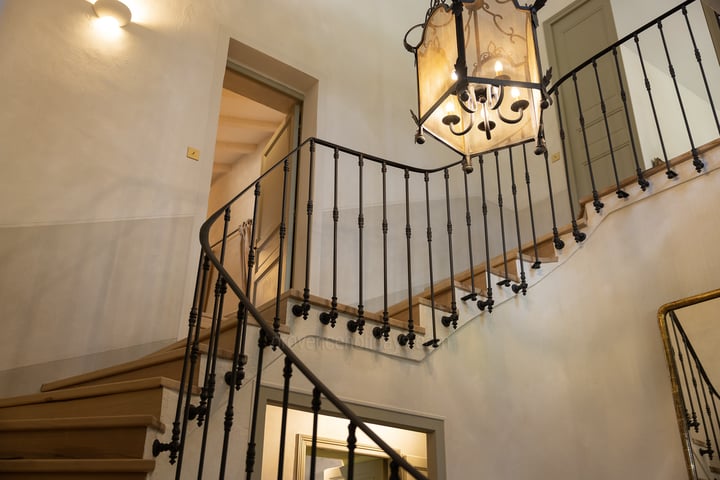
490,85 -> 506,111
498,109 -> 524,125
458,95 -> 477,114
449,121 -> 474,136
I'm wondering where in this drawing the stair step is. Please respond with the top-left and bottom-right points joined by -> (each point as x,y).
41,343 -> 233,393
0,458 -> 154,479
151,294 -> 297,356
0,377 -> 188,421
386,296 -> 452,324
0,415 -> 163,460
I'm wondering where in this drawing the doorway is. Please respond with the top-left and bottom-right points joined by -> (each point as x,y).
204,64 -> 303,315
255,386 -> 444,480
545,0 -> 643,208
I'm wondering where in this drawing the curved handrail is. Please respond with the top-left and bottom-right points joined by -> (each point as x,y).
547,0 -> 697,95
209,136 -> 470,228
199,138 -> 430,478
658,288 -> 720,397
657,287 -> 720,480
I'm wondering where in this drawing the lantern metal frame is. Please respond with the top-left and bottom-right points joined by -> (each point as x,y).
405,0 -> 552,168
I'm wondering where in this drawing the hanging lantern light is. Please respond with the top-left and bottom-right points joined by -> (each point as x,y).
405,0 -> 551,171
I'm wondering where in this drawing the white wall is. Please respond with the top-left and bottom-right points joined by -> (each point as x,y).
0,0 -> 226,386
0,0 -> 463,390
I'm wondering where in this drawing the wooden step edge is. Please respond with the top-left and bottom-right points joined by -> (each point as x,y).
0,377 -> 193,410
578,137 -> 720,212
455,281 -> 487,298
0,414 -> 165,433
155,295 -> 296,356
42,343 -> 235,393
0,458 -> 155,473
385,293 -> 454,318
415,296 -> 453,312
289,289 -> 427,335
41,349 -> 186,392
489,266 -> 520,283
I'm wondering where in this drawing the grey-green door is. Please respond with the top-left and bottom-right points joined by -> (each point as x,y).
545,0 -> 643,207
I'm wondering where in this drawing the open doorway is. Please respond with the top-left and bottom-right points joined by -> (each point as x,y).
204,63 -> 303,316
254,386 -> 444,480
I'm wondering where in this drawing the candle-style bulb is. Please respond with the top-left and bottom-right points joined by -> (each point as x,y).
451,69 -> 458,81
494,60 -> 503,76
511,87 -> 520,99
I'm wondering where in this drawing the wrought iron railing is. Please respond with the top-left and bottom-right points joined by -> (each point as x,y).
150,1 -> 720,478
659,289 -> 720,480
545,0 -> 719,212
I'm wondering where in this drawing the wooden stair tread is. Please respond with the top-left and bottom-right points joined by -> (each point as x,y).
150,294 -> 297,356
0,458 -> 155,473
41,343 -> 233,393
0,414 -> 164,433
386,296 -> 452,318
0,377 -> 189,410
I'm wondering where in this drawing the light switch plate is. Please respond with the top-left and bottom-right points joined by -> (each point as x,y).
187,147 -> 200,161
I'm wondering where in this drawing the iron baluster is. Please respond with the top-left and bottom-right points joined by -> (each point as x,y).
219,186 -> 260,478
670,313 -> 701,431
244,332 -> 268,480
320,148 -> 340,328
591,59 -> 628,199
554,90 -> 587,243
712,393 -> 720,461
682,6 -> 720,135
347,422 -> 357,480
152,254 -> 204,464
277,357 -> 294,479
232,183 -> 261,390
273,160 -> 291,344
698,373 -> 718,460
508,146 -> 528,295
422,172 -> 440,348
537,123 -> 566,250
373,162 -> 391,341
612,47 -> 649,191
309,388 -> 321,480
292,140 -> 315,319
476,155 -> 494,312
683,328 -> 712,455
460,164 -> 478,300
494,150 -> 512,288
194,207 -> 232,426
172,255 -> 211,477
398,169 -> 416,348
634,34 -> 677,179
441,168 -> 459,328
571,73 -> 604,213
194,207 -> 233,479
348,154 -> 365,334
390,462 -> 401,480
658,20 -> 704,173
522,143 -> 542,269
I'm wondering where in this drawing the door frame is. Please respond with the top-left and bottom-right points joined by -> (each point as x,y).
543,0 -> 644,209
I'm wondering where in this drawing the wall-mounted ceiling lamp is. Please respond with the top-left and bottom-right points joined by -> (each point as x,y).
405,0 -> 550,170
92,0 -> 132,27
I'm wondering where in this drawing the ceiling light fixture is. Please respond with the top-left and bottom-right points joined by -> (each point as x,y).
92,0 -> 132,27
405,0 -> 551,171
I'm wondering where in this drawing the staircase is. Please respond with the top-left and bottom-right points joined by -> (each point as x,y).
0,136 -> 717,479
1,1 -> 719,478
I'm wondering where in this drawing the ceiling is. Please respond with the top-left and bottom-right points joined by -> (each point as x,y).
211,69 -> 299,184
